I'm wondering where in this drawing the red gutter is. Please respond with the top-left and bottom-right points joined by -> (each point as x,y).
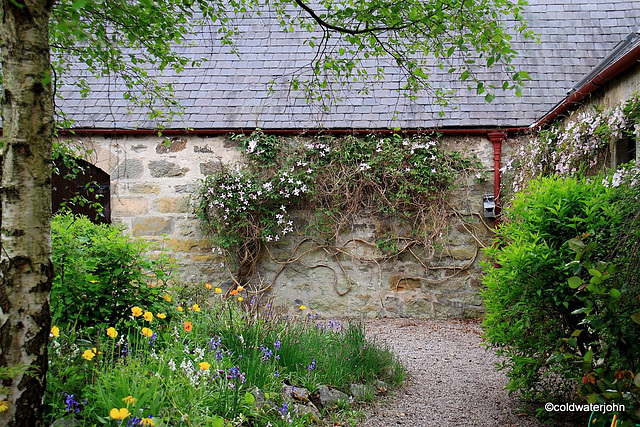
534,41 -> 640,129
57,126 -> 528,137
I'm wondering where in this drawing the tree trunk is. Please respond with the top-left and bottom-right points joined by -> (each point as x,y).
0,1 -> 55,425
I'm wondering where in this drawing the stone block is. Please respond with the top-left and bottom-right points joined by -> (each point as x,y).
132,217 -> 173,236
200,161 -> 222,176
191,253 -> 223,263
112,197 -> 148,216
404,297 -> 433,317
165,238 -> 208,252
317,385 -> 349,409
149,160 -> 189,177
462,305 -> 486,318
432,299 -> 465,319
113,159 -> 144,179
174,184 -> 196,194
154,196 -> 189,213
156,138 -> 187,154
381,295 -> 406,317
129,183 -> 161,194
194,145 -> 214,153
445,245 -> 478,260
388,275 -> 421,291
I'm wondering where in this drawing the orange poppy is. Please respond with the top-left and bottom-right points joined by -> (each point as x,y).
183,321 -> 193,332
229,289 -> 239,296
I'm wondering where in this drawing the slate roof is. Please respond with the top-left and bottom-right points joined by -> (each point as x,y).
57,0 -> 640,130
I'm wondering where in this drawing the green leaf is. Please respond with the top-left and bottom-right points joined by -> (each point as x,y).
588,268 -> 602,278
584,349 -> 593,363
244,391 -> 256,405
609,288 -> 621,299
567,237 -> 585,252
72,0 -> 87,10
631,311 -> 640,324
568,276 -> 582,289
208,416 -> 225,427
635,372 -> 640,388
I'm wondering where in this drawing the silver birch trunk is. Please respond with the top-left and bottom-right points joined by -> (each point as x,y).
0,1 -> 55,425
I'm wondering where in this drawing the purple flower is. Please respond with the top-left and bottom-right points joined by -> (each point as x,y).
207,336 -> 221,351
126,417 -> 142,427
273,339 -> 282,351
148,332 -> 157,345
260,345 -> 273,362
227,366 -> 246,384
278,402 -> 289,417
63,393 -> 81,414
307,358 -> 316,371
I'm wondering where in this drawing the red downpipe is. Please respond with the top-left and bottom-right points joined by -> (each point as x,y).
487,132 -> 507,224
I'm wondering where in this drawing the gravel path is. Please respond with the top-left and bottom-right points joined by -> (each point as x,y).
357,319 -> 546,427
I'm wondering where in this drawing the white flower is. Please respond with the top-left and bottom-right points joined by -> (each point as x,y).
246,139 -> 258,153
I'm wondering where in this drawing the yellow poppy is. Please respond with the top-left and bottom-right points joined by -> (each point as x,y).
156,313 -> 166,319
139,417 -> 156,426
141,327 -> 153,338
192,304 -> 201,312
131,306 -> 143,317
237,285 -> 244,291
177,306 -> 183,312
109,407 -> 131,420
215,287 -> 222,293
82,349 -> 96,361
121,395 -> 137,406
199,361 -> 211,371
0,401 -> 8,413
163,294 -> 172,302
299,305 -> 307,310
237,297 -> 244,302
205,283 -> 212,290
143,311 -> 153,322
106,327 -> 118,338
50,325 -> 60,338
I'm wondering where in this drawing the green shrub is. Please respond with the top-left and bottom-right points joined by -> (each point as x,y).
482,172 -> 640,420
51,213 -> 174,331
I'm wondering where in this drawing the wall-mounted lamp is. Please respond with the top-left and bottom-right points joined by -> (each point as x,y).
483,194 -> 496,218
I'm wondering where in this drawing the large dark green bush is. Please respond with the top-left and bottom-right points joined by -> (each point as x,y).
482,174 -> 640,418
51,213 -> 175,331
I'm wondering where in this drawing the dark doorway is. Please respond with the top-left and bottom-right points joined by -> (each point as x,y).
52,158 -> 111,224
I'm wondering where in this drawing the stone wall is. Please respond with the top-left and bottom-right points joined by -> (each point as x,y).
70,131 -> 512,318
